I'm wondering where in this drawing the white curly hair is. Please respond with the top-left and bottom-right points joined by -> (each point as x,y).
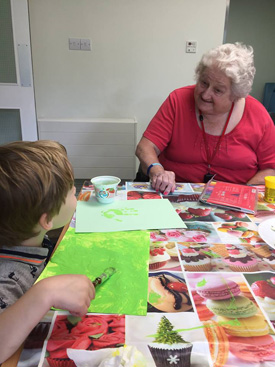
195,43 -> 256,99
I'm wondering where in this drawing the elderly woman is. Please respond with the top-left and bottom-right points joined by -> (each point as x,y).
136,43 -> 275,194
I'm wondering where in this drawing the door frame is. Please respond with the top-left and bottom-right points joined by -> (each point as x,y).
0,0 -> 37,141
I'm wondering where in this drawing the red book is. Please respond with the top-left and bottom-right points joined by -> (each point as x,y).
199,180 -> 258,214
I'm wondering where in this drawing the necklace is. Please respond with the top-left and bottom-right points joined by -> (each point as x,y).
199,103 -> 234,183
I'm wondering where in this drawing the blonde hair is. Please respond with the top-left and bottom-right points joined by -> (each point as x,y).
0,140 -> 74,246
195,43 -> 256,99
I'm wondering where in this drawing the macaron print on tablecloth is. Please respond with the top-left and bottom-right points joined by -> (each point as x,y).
33,182 -> 275,367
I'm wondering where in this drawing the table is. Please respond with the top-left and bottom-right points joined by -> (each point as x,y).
13,182 -> 275,367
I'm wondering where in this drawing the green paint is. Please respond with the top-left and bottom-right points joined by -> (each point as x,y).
197,278 -> 207,287
90,333 -> 104,339
202,251 -> 221,258
227,297 -> 237,310
101,208 -> 138,222
147,318 -> 241,338
218,318 -> 241,327
220,276 -> 237,309
67,315 -> 82,325
37,227 -> 150,316
148,291 -> 162,305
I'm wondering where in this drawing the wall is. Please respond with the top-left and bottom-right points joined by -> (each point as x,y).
226,0 -> 275,102
28,0 -> 227,157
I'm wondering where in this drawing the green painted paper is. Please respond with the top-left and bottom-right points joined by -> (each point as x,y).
75,199 -> 186,233
37,227 -> 150,315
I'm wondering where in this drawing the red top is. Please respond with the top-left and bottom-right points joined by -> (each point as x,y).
143,85 -> 275,183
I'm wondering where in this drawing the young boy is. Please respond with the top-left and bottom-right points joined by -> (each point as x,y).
0,140 -> 95,363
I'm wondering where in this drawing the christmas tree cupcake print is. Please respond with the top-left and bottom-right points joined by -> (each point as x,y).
148,316 -> 193,367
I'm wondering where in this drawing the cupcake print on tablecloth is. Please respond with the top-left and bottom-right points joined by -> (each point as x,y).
147,271 -> 193,313
126,313 -> 211,367
188,243 -> 210,251
163,242 -> 180,261
149,245 -> 171,270
205,243 -> 232,258
179,247 -> 212,272
148,316 -> 193,367
149,242 -> 181,272
178,242 -> 274,272
223,249 -> 259,272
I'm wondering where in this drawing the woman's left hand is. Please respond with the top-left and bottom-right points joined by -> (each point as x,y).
247,168 -> 275,185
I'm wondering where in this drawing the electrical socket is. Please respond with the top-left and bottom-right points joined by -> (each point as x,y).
69,38 -> 80,50
186,41 -> 197,53
80,39 -> 91,51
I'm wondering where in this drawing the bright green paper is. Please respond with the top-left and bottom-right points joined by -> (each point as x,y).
75,199 -> 186,233
37,227 -> 150,315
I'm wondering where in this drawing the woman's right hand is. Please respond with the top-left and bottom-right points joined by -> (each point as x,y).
136,137 -> 176,194
150,167 -> 176,195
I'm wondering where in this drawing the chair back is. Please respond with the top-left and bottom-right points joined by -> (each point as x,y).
263,83 -> 275,113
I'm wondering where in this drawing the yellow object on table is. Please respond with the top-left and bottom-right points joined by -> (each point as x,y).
264,176 -> 275,203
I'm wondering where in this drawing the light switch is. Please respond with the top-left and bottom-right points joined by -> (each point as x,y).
80,38 -> 91,51
69,38 -> 81,50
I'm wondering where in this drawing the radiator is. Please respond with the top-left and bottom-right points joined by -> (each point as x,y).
38,118 -> 137,179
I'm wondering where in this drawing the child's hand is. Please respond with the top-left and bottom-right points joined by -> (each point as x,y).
38,274 -> 95,316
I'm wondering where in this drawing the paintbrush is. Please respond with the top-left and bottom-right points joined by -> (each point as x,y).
92,267 -> 117,287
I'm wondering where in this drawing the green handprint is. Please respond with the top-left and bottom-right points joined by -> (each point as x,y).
227,297 -> 237,310
197,278 -> 207,287
101,208 -> 138,222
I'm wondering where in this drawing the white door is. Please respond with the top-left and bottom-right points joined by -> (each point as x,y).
0,0 -> 37,144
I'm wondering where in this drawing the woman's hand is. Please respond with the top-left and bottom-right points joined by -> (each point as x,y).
150,166 -> 176,194
136,137 -> 176,194
247,168 -> 275,185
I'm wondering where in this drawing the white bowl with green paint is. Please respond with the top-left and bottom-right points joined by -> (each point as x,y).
91,176 -> 121,204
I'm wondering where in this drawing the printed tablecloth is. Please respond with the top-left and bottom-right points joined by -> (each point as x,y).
19,182 -> 275,367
